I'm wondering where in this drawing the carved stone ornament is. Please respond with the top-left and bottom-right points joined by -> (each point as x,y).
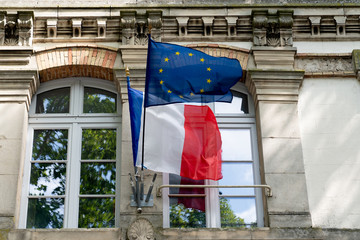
127,218 -> 154,240
296,58 -> 352,73
5,21 -> 18,45
252,9 -> 293,47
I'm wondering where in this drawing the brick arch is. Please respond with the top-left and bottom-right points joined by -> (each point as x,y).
35,45 -> 118,82
186,43 -> 249,81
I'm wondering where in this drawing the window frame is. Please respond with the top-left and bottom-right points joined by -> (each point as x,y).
19,77 -> 122,229
163,82 -> 264,228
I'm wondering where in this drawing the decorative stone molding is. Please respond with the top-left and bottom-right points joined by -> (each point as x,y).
352,50 -> 360,81
334,16 -> 346,36
252,46 -> 296,70
0,12 -> 5,45
47,19 -> 57,38
0,47 -> 33,65
309,17 -> 321,36
120,11 -> 162,46
296,55 -> 352,73
252,10 -> 293,47
72,18 -> 82,38
97,18 -> 106,38
18,12 -> 33,46
127,218 -> 154,240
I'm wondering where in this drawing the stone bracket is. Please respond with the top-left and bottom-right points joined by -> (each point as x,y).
352,49 -> 360,81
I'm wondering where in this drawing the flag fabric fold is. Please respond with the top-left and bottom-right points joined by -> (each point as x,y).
127,83 -> 223,180
145,38 -> 243,107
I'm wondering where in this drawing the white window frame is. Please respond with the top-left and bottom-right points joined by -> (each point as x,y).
163,82 -> 264,228
19,77 -> 121,229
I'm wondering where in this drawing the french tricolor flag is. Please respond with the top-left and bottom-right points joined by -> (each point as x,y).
128,86 -> 223,181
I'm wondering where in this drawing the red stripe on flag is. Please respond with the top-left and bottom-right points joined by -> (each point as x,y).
180,105 -> 223,180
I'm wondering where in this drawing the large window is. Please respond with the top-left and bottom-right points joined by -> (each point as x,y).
19,78 -> 121,229
163,83 -> 264,228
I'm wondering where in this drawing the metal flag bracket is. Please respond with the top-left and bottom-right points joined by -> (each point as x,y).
129,172 -> 157,213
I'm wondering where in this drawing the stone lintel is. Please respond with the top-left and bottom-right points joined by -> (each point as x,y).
114,68 -> 146,102
0,47 -> 33,65
0,70 -> 39,110
252,46 -> 297,70
119,46 -> 147,69
246,69 -> 305,105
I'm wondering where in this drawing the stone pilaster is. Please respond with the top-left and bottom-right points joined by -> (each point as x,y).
246,47 -> 311,227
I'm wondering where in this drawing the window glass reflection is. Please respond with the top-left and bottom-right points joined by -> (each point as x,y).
219,163 -> 254,195
215,92 -> 248,114
32,130 -> 68,161
78,198 -> 115,228
81,129 -> 116,160
220,129 -> 252,161
27,198 -> 64,228
29,163 -> 66,196
36,88 -> 70,114
83,87 -> 116,113
220,197 -> 256,228
80,163 -> 115,195
169,201 -> 206,228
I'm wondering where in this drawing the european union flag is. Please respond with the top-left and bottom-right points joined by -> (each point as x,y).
145,38 -> 243,107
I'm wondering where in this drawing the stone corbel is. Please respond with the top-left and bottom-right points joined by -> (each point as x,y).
18,11 -> 33,46
226,17 -> 238,36
309,17 -> 321,36
147,11 -> 162,42
72,18 -> 82,38
97,18 -> 106,38
120,11 -> 136,45
202,17 -> 213,36
252,10 -> 268,46
0,12 -> 5,45
334,16 -> 346,36
47,19 -> 57,38
176,17 -> 189,36
279,10 -> 293,46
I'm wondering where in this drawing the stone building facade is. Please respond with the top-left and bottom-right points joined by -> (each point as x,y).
1,0 -> 360,239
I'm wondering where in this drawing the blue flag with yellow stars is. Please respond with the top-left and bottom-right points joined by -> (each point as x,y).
144,37 -> 243,107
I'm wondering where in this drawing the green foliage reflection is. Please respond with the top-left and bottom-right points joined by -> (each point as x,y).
32,130 -> 68,160
27,198 -> 64,228
81,129 -> 116,160
219,197 -> 246,228
36,88 -> 70,113
78,198 -> 115,228
80,163 -> 115,195
83,87 -> 116,113
170,203 -> 206,228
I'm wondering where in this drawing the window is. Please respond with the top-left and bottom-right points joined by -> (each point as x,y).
19,78 -> 121,229
163,83 -> 264,228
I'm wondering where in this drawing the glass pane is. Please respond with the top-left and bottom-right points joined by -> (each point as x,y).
169,201 -> 206,228
219,162 -> 254,195
220,129 -> 252,161
215,92 -> 248,114
27,198 -> 64,228
32,130 -> 68,161
36,87 -> 70,114
29,163 -> 66,196
83,87 -> 117,113
80,163 -> 116,195
220,197 -> 256,228
81,129 -> 116,160
78,198 -> 115,228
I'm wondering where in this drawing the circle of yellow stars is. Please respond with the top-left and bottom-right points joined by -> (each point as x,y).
157,51 -> 213,97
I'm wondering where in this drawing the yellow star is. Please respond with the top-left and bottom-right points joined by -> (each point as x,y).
179,95 -> 184,98
190,92 -> 194,96
164,57 -> 169,62
189,53 -> 193,57
167,90 -> 172,94
159,68 -> 163,73
176,52 -> 180,55
207,67 -> 211,71
200,89 -> 204,93
200,58 -> 205,62
207,79 -> 211,84
160,80 -> 164,85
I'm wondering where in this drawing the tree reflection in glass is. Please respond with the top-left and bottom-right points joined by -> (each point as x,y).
83,87 -> 116,113
81,129 -> 116,160
27,198 -> 64,228
80,163 -> 115,195
36,88 -> 70,114
78,198 -> 115,228
27,129 -> 68,228
32,130 -> 68,160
